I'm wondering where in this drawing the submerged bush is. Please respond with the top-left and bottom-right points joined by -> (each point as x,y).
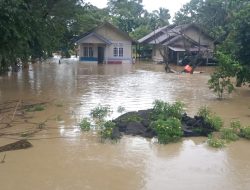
100,121 -> 119,140
207,134 -> 225,148
197,106 -> 223,131
79,118 -> 91,131
220,128 -> 239,142
90,105 -> 111,120
121,113 -> 142,123
26,104 -> 45,112
151,118 -> 183,144
208,116 -> 223,131
117,106 -> 125,113
240,127 -> 250,139
153,100 -> 184,120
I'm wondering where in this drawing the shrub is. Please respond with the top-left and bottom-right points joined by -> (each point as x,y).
197,106 -> 223,131
197,106 -> 212,119
100,121 -> 118,140
153,100 -> 184,120
208,52 -> 239,99
121,113 -> 142,123
208,115 -> 223,131
117,106 -> 125,113
90,105 -> 111,120
151,117 -> 183,144
207,134 -> 225,148
220,128 -> 239,142
26,104 -> 45,112
79,118 -> 91,131
230,120 -> 242,134
240,127 -> 250,139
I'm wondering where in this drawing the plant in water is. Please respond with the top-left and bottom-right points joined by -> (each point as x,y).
117,106 -> 125,113
100,121 -> 119,140
197,106 -> 223,131
208,52 -> 240,99
153,100 -> 184,120
26,104 -> 45,112
220,128 -> 239,142
197,106 -> 211,119
150,117 -> 183,144
240,126 -> 250,139
121,113 -> 142,123
207,134 -> 225,148
230,120 -> 242,134
90,105 -> 111,120
79,118 -> 91,131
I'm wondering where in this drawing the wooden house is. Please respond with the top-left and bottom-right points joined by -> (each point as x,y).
138,23 -> 215,64
75,22 -> 135,64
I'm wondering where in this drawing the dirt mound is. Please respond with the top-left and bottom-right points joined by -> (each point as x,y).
0,140 -> 32,152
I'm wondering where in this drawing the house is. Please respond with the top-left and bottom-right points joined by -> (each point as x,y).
75,22 -> 135,64
138,23 -> 215,64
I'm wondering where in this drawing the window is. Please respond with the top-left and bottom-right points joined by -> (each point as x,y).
89,47 -> 93,57
84,47 -> 88,57
113,46 -> 123,57
119,48 -> 123,57
83,46 -> 94,57
113,47 -> 118,57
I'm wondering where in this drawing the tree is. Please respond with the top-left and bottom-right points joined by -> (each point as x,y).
208,52 -> 240,99
107,0 -> 145,33
0,0 -> 81,72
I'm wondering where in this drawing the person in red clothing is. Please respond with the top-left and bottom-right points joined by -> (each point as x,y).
184,64 -> 192,73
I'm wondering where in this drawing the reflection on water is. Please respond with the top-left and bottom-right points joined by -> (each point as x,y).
0,60 -> 250,190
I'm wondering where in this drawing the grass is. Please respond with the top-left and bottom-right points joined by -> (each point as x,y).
207,134 -> 225,148
220,128 -> 239,142
26,104 -> 45,112
197,106 -> 223,131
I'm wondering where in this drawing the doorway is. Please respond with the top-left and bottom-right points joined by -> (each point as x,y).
98,47 -> 104,64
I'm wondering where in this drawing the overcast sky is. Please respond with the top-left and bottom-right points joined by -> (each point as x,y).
86,0 -> 190,19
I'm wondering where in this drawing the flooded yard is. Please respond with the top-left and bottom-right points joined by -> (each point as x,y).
0,59 -> 250,190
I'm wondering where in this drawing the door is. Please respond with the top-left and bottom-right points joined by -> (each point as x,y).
98,47 -> 104,64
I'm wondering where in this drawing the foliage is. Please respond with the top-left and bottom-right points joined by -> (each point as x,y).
100,121 -> 119,140
150,118 -> 183,144
240,127 -> 250,140
152,100 -> 184,120
121,113 -> 142,123
26,104 -> 45,112
207,134 -> 225,148
90,105 -> 111,120
220,128 -> 239,142
79,118 -> 91,131
197,106 -> 212,120
0,0 -> 80,72
117,106 -> 126,113
208,52 -> 240,99
197,106 -> 223,131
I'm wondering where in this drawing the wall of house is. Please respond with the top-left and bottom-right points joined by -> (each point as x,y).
96,25 -> 129,42
184,27 -> 214,49
152,45 -> 163,62
105,41 -> 132,63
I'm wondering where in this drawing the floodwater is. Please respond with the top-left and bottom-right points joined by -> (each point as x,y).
0,59 -> 250,190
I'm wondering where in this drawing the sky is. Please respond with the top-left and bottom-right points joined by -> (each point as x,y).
86,0 -> 190,19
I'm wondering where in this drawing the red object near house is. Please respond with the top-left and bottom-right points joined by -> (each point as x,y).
184,65 -> 192,73
107,61 -> 122,64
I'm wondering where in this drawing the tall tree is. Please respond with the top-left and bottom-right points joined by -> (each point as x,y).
107,0 -> 145,32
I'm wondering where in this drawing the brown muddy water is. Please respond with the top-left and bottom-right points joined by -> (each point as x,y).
0,58 -> 250,190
